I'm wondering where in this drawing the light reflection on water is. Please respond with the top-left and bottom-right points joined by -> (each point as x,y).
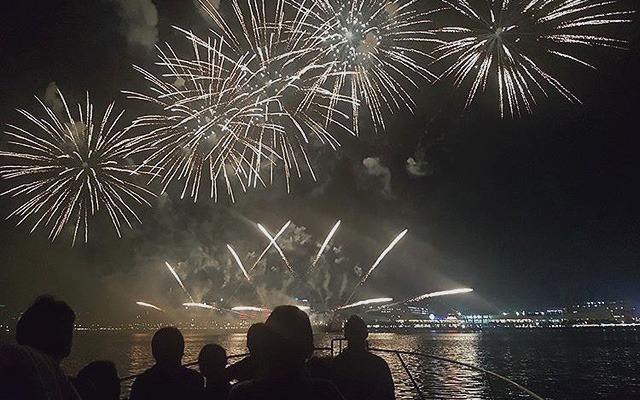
3,329 -> 640,399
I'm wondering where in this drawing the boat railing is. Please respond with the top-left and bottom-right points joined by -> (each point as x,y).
120,341 -> 545,399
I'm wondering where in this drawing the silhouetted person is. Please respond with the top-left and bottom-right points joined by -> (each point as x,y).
73,360 -> 120,400
16,294 -> 76,364
199,344 -> 230,400
0,295 -> 81,400
229,305 -> 343,400
331,315 -> 395,400
226,322 -> 267,382
130,326 -> 204,400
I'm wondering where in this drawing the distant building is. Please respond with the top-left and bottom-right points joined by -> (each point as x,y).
567,301 -> 636,324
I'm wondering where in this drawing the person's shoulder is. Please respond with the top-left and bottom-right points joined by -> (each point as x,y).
308,378 -> 344,400
180,365 -> 204,382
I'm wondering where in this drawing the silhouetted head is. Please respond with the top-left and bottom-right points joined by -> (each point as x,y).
263,305 -> 314,373
344,315 -> 368,347
198,344 -> 227,379
77,360 -> 120,400
16,295 -> 75,363
246,322 -> 266,355
151,327 -> 184,367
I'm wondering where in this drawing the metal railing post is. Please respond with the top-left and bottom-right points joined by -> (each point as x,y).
395,351 -> 425,400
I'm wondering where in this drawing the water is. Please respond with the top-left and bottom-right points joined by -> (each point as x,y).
3,329 -> 640,399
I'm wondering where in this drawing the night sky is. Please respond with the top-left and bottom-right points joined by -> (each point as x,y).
0,0 -> 638,323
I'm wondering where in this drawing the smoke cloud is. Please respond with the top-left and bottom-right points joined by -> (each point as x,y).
110,0 -> 159,50
44,82 -> 64,115
361,157 -> 393,198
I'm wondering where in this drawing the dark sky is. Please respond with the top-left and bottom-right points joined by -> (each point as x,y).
0,0 -> 638,323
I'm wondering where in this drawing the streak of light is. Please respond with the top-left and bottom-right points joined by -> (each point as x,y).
310,220 -> 341,269
257,223 -> 295,274
136,301 -> 163,312
165,261 -> 195,303
183,302 -> 216,309
249,220 -> 291,272
227,244 -> 250,281
231,306 -> 268,312
404,288 -> 474,303
337,297 -> 394,310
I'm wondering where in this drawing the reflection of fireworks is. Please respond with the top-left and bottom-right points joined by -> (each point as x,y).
293,0 -> 440,132
338,297 -> 393,310
136,301 -> 164,312
165,262 -> 195,302
404,287 -> 474,303
432,0 -> 632,117
0,90 -> 155,244
126,33 -> 280,202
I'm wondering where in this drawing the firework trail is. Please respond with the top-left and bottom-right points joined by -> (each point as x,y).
136,301 -> 164,312
249,220 -> 292,272
165,261 -> 195,302
345,229 -> 408,303
0,89 -> 155,244
337,297 -> 393,310
311,220 -> 341,269
198,0 -> 350,191
125,32 -> 282,202
232,306 -> 268,312
404,287 -> 474,303
227,244 -> 251,281
183,302 -> 216,309
291,0 -> 441,133
257,223 -> 295,274
432,0 -> 633,117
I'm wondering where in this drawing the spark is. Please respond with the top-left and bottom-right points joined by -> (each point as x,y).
432,0 -> 632,117
136,301 -> 164,312
0,89 -> 155,244
363,229 -> 408,283
249,220 -> 291,272
232,306 -> 268,312
165,261 -> 195,303
292,0 -> 440,133
345,229 -> 408,303
227,244 -> 251,281
125,32 -> 281,202
257,223 -> 295,274
404,287 -> 474,303
337,297 -> 393,310
311,220 -> 341,269
183,302 -> 216,309
198,0 -> 351,191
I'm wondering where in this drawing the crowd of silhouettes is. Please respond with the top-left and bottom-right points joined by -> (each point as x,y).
0,295 -> 396,400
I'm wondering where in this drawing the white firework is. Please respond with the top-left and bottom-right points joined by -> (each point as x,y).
126,33 -> 281,202
432,0 -> 633,117
0,89 -> 155,244
291,0 -> 441,133
199,0 -> 352,190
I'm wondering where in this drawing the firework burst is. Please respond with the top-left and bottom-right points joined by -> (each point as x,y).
0,89 -> 155,244
292,0 -> 441,133
125,33 -> 282,202
198,0 -> 351,190
432,0 -> 633,117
